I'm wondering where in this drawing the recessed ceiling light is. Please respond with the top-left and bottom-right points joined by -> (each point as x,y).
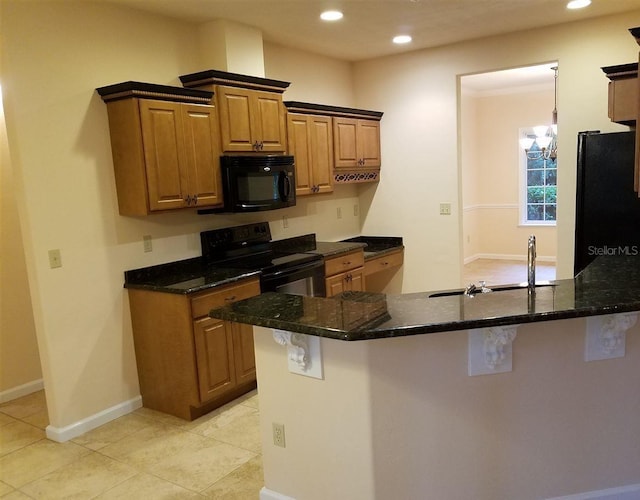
320,10 -> 343,21
393,35 -> 412,45
566,0 -> 591,9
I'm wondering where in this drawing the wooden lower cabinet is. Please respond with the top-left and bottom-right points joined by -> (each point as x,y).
324,249 -> 365,297
127,277 -> 260,420
363,249 -> 404,277
326,269 -> 364,297
193,317 -> 236,402
325,247 -> 404,296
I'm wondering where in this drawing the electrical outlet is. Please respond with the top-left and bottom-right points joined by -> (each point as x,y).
439,202 -> 452,216
282,216 -> 289,229
354,204 -> 359,217
48,249 -> 62,269
272,422 -> 286,448
143,235 -> 153,253
337,207 -> 342,219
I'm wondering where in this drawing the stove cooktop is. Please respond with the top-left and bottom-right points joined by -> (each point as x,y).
209,250 -> 321,273
201,222 -> 322,274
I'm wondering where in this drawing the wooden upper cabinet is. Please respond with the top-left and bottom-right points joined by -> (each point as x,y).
357,120 -> 382,167
139,100 -> 188,212
216,86 -> 286,153
179,70 -> 291,154
97,82 -> 222,215
254,91 -> 287,152
602,63 -> 638,125
333,117 -> 381,169
140,100 -> 223,211
287,112 -> 334,196
285,101 -> 383,185
182,104 -> 224,208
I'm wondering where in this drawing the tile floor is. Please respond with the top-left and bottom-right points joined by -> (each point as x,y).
0,259 -> 556,499
0,390 -> 263,499
462,258 -> 556,287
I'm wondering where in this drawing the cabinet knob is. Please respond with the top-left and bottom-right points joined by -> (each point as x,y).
185,195 -> 192,205
224,295 -> 237,302
253,141 -> 260,150
259,141 -> 264,150
193,194 -> 198,205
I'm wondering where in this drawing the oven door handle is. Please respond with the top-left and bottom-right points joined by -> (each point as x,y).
264,260 -> 324,279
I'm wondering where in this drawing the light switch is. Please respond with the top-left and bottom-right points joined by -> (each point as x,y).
48,249 -> 62,269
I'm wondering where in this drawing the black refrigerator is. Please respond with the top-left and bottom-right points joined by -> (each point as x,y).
574,130 -> 640,275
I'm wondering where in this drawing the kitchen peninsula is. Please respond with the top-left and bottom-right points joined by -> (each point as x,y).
210,256 -> 640,500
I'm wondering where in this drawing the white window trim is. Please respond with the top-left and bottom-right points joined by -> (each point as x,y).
518,127 -> 557,227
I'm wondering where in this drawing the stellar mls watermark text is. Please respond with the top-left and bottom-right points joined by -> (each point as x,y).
588,245 -> 639,256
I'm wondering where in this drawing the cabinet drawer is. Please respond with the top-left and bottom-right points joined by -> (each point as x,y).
191,278 -> 260,318
364,249 -> 404,276
324,250 -> 365,276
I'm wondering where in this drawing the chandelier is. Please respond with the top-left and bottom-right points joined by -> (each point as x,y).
519,66 -> 558,161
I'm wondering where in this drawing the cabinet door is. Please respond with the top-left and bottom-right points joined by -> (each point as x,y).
217,86 -> 254,152
333,117 -> 359,168
139,99 -> 188,211
348,269 -> 364,292
325,273 -> 347,298
357,120 -> 381,168
287,114 -> 314,195
232,322 -> 256,385
193,317 -> 237,403
182,103 -> 223,208
253,91 -> 287,152
310,115 -> 334,193
325,269 -> 364,297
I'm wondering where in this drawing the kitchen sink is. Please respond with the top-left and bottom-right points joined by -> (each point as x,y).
428,282 -> 555,298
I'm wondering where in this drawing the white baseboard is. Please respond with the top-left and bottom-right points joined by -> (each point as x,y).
464,253 -> 557,265
0,379 -> 44,404
546,483 -> 640,499
46,395 -> 142,443
260,487 -> 296,500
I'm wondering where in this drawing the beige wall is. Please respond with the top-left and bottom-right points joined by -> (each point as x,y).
264,41 -> 355,107
354,12 -> 639,292
0,83 -> 42,395
256,317 -> 640,499
463,87 -> 558,262
2,0 -> 640,435
0,2 -> 360,429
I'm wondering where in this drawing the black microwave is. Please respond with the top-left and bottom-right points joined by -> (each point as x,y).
200,155 -> 296,214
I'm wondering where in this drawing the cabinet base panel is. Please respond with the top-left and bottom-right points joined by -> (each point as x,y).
140,380 -> 257,421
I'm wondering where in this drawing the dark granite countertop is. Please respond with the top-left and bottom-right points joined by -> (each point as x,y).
123,234 -> 404,295
273,234 -> 404,259
124,257 -> 260,294
208,256 -> 640,341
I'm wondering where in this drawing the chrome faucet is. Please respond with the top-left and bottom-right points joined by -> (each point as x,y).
527,235 -> 536,291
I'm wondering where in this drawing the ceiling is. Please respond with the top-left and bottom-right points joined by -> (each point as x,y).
462,63 -> 558,93
104,0 -> 640,63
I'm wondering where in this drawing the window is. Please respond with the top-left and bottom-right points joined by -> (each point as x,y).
520,128 -> 557,225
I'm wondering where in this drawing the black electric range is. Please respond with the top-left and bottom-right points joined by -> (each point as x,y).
201,222 -> 325,296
